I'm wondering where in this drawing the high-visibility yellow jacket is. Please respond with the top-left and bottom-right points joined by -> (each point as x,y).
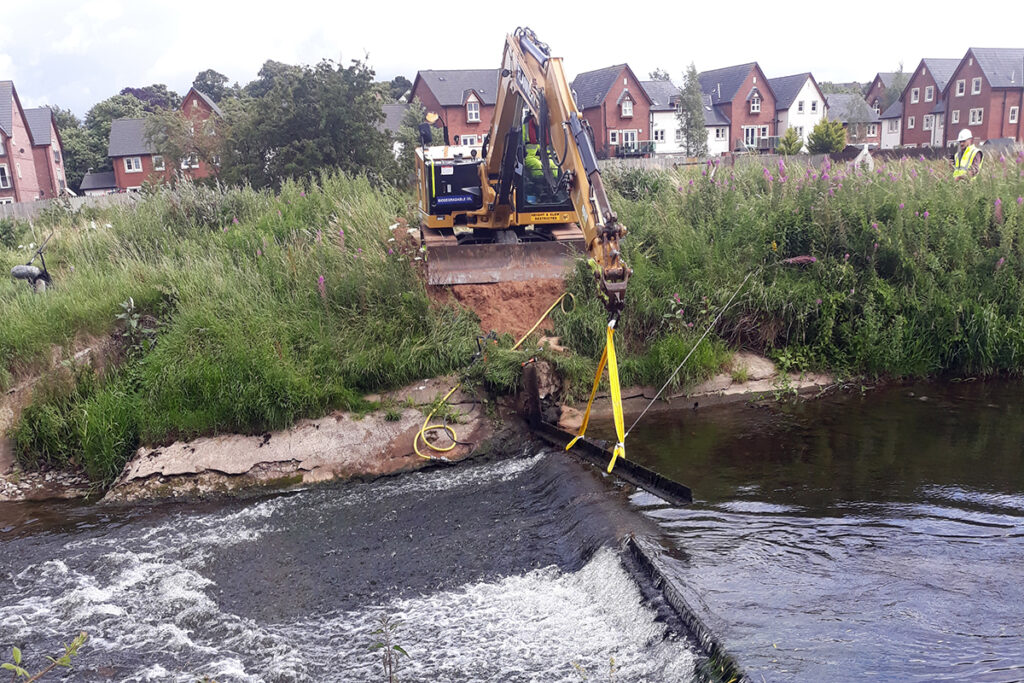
953,144 -> 982,179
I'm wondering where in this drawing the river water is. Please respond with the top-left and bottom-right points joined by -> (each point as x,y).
599,379 -> 1024,681
2,380 -> 1023,681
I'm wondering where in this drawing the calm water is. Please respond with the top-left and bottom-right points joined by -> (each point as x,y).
599,379 -> 1024,681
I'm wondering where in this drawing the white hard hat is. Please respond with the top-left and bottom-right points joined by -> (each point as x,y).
957,128 -> 973,142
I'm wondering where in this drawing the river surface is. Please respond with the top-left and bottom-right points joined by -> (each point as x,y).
0,452 -> 697,682
594,379 -> 1024,681
3,380 -> 1024,682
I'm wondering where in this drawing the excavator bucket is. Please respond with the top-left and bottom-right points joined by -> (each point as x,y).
422,225 -> 585,285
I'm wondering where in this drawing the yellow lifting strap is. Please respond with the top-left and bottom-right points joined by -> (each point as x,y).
566,321 -> 627,473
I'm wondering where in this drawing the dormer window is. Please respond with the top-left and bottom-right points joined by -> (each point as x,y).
466,96 -> 480,122
750,95 -> 761,114
621,98 -> 633,118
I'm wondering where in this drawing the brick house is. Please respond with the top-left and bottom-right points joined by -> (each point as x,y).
769,73 -> 827,150
571,64 -> 652,158
943,48 -> 1024,145
108,87 -> 221,192
79,170 -> 117,196
25,107 -> 68,198
0,80 -> 43,204
864,72 -> 900,117
409,69 -> 499,147
641,79 -> 682,155
899,58 -> 959,148
698,62 -> 777,152
827,93 -> 881,146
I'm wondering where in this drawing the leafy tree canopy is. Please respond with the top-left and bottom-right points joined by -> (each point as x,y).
388,75 -> 412,102
192,69 -> 231,103
120,84 -> 181,112
677,62 -> 707,158
807,119 -> 847,154
777,126 -> 804,155
648,68 -> 671,82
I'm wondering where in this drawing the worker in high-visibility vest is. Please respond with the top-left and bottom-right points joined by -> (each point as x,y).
952,128 -> 983,181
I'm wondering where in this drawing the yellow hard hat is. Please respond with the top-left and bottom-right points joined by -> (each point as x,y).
425,112 -> 439,124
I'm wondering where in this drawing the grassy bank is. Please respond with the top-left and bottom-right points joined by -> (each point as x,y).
2,174 -> 479,483
6,152 -> 1024,485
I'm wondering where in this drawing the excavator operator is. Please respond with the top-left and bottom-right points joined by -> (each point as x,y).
522,110 -> 561,205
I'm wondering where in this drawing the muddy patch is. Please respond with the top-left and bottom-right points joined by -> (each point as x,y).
429,279 -> 566,336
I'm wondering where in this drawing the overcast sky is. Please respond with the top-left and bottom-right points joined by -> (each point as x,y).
2,1 -> 1019,118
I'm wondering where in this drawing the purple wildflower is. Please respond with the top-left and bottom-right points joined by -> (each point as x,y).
300,191 -> 306,197
995,198 -> 1002,207
232,216 -> 239,224
899,203 -> 905,209
815,298 -> 822,305
1018,196 -> 1023,205
317,275 -> 326,299
850,288 -> 855,295
844,253 -> 850,261
872,222 -> 879,231
256,249 -> 262,257
923,210 -> 930,219
388,248 -> 394,255
996,257 -> 1006,271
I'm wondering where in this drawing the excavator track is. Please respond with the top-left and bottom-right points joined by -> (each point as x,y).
422,224 -> 585,285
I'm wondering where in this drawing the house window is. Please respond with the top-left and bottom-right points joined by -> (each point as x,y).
888,119 -> 900,133
810,100 -> 817,113
715,127 -> 727,140
59,179 -> 66,191
951,109 -> 960,124
925,86 -> 934,102
867,123 -> 878,136
621,130 -> 637,146
0,197 -> 12,205
181,154 -> 200,169
873,103 -> 880,116
609,130 -> 619,145
153,155 -> 165,171
653,129 -> 665,142
907,116 -> 915,129
972,77 -> 982,94
461,135 -> 479,145
795,126 -> 804,138
743,126 -> 757,146
956,79 -> 965,96
124,157 -> 142,173
797,100 -> 805,113
621,99 -> 633,117
969,108 -> 983,125
466,99 -> 480,122
759,125 -> 769,138
750,96 -> 761,114
16,163 -> 21,179
675,129 -> 683,142
0,136 -> 5,155
923,115 -> 934,131
53,149 -> 61,164
1010,107 -> 1019,124
212,155 -> 221,166
0,164 -> 10,189
911,88 -> 920,104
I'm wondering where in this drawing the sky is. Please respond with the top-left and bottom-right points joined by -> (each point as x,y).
2,0 -> 1020,118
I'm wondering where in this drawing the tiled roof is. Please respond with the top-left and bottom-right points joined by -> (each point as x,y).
880,100 -> 903,119
572,65 -> 625,110
930,98 -> 946,115
768,73 -> 812,110
699,63 -> 756,106
827,93 -> 879,124
24,107 -> 54,146
189,88 -> 223,117
641,79 -> 680,112
0,81 -> 13,136
380,103 -> 409,134
972,48 -> 1024,88
703,94 -> 730,126
922,58 -> 960,92
79,170 -> 117,191
873,72 -> 900,90
414,69 -> 500,106
108,118 -> 156,157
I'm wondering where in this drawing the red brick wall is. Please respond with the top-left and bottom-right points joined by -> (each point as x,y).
408,82 -> 494,146
181,91 -> 218,179
113,153 -> 178,190
902,67 -> 940,147
727,65 -> 776,151
865,78 -> 887,114
941,53 -> 1024,144
0,133 -> 13,203
3,99 -> 42,202
601,67 -> 651,157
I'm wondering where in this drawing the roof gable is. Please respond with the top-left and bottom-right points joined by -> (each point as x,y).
412,69 -> 500,106
108,118 -> 156,157
699,62 -> 757,105
0,80 -> 14,137
880,99 -> 903,119
641,79 -> 680,112
921,58 -> 960,92
827,93 -> 879,124
571,64 -> 625,110
186,88 -> 223,117
972,47 -> 1024,88
24,107 -> 55,146
767,73 -> 816,110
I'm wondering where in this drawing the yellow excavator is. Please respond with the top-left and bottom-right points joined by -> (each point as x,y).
415,27 -> 631,315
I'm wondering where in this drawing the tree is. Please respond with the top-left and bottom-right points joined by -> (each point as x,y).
882,63 -> 907,111
144,106 -> 223,181
777,126 -> 804,155
648,68 -> 671,82
676,62 -> 707,158
120,84 -> 181,112
389,76 -> 412,102
50,106 -> 100,193
220,59 -> 397,189
192,69 -> 230,102
807,119 -> 847,154
819,82 -> 864,95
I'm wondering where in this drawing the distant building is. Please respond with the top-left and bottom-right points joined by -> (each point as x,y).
380,102 -> 410,157
572,64 -> 653,158
942,48 -> 1024,145
769,73 -> 827,151
864,72 -> 901,116
79,170 -> 117,196
698,62 -> 778,153
0,81 -> 67,203
879,100 -> 903,149
108,87 -> 221,192
900,58 -> 959,148
827,93 -> 881,147
409,69 -> 499,147
641,79 -> 682,155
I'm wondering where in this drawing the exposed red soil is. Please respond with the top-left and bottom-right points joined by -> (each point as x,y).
429,279 -> 566,337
